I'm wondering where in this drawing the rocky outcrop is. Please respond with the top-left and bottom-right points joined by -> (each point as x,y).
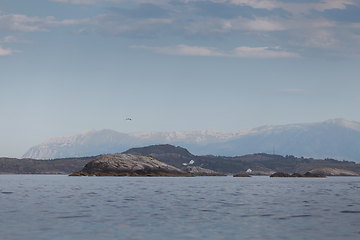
233,170 -> 275,177
181,166 -> 225,176
270,172 -> 325,178
270,172 -> 292,177
233,174 -> 251,177
69,154 -> 191,176
249,170 -> 275,176
309,168 -> 359,176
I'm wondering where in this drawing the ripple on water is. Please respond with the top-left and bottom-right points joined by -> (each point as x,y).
1,175 -> 360,240
340,210 -> 360,213
57,215 -> 92,219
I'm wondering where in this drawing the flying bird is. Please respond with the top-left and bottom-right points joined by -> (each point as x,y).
126,118 -> 132,121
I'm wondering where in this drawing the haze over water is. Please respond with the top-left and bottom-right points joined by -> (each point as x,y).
1,175 -> 360,239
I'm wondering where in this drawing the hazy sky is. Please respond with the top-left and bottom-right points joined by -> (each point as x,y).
1,0 -> 360,158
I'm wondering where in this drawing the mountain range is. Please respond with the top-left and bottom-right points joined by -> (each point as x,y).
22,118 -> 360,162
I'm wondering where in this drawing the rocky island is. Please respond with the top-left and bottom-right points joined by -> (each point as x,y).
69,154 -> 191,177
309,168 -> 358,176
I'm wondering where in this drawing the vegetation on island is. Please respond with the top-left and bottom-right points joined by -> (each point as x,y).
123,145 -> 360,175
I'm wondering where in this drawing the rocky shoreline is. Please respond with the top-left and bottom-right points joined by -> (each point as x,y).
309,168 -> 358,176
270,172 -> 325,178
181,166 -> 225,176
233,174 -> 251,177
69,153 -> 360,178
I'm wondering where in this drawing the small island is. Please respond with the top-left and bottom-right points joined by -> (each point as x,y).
270,172 -> 325,178
233,174 -> 251,177
309,168 -> 358,176
69,154 -> 192,177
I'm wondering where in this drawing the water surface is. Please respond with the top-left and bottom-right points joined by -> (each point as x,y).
1,175 -> 360,239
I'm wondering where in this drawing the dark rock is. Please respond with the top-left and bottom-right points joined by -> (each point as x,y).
233,174 -> 251,177
69,154 -> 191,177
303,172 -> 326,178
270,172 -> 292,177
291,172 -> 305,177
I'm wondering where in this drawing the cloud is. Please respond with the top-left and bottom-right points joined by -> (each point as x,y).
0,36 -> 19,43
49,0 -> 166,4
0,45 -> 20,56
67,28 -> 92,35
232,46 -> 299,58
0,13 -> 93,32
50,0 -> 104,4
277,0 -> 321,3
322,4 -> 360,23
0,14 -> 53,32
130,44 -> 225,57
223,17 -> 287,31
229,0 -> 357,18
230,0 -> 280,10
315,0 -> 357,11
194,1 -> 292,20
130,44 -> 300,58
0,35 -> 33,43
10,0 -> 360,58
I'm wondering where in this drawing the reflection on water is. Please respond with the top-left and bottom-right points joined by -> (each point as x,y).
1,175 -> 360,239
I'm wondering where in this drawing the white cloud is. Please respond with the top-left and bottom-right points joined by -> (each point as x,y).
314,0 -> 355,12
68,28 -> 92,35
130,44 -> 226,57
49,0 -> 166,4
0,14 -> 53,32
5,0 -> 360,58
0,36 -> 18,43
0,35 -> 33,44
232,46 -> 299,58
50,0 -> 103,4
0,13 -> 93,32
233,17 -> 286,31
130,44 -> 300,58
230,0 -> 279,10
0,45 -> 20,56
181,17 -> 286,37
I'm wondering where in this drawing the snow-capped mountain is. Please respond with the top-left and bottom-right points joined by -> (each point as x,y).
22,118 -> 360,162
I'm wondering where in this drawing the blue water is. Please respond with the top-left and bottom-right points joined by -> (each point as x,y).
1,175 -> 360,240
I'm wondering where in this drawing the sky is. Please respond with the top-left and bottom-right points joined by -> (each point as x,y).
1,0 -> 360,158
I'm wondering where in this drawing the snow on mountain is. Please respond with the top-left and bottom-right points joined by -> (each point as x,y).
22,118 -> 360,162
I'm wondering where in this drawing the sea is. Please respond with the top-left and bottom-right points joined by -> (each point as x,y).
1,175 -> 360,240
